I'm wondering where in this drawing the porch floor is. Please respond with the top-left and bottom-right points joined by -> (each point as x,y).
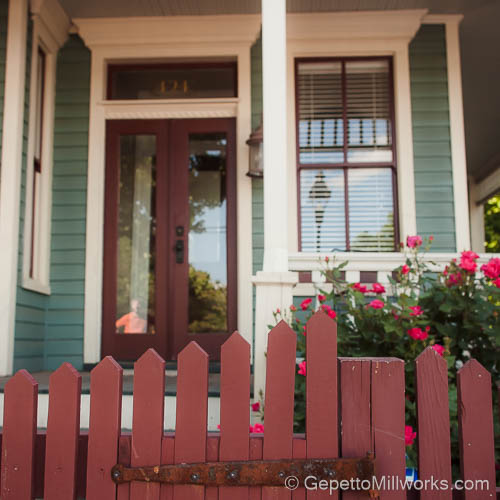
0,370 -> 239,397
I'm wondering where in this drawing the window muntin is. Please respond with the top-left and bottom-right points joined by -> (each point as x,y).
297,57 -> 397,252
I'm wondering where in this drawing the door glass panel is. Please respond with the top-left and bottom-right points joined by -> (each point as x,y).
115,135 -> 156,335
188,133 -> 227,334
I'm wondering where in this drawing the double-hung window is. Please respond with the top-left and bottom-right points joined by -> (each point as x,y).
297,57 -> 398,252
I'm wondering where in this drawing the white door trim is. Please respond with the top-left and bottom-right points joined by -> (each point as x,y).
0,0 -> 29,376
73,15 -> 260,363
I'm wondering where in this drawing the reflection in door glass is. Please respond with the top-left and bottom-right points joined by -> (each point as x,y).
115,135 -> 156,335
188,133 -> 227,333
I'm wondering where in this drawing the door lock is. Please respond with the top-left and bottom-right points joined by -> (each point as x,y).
175,240 -> 184,264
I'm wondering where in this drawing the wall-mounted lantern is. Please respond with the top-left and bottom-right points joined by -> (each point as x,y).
246,121 -> 263,178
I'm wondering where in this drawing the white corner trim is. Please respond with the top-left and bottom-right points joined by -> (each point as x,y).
0,0 -> 28,376
74,15 -> 261,48
30,0 -> 70,51
21,16 -> 61,296
472,168 -> 500,205
287,10 -> 428,42
443,17 -> 471,251
82,19 -> 257,364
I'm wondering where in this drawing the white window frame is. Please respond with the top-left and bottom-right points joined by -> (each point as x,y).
286,10 -> 429,253
22,1 -> 69,294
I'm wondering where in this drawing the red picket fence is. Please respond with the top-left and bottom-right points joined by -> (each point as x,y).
0,312 -> 497,499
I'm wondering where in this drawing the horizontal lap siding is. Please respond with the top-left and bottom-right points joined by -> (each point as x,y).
410,25 -> 456,252
13,19 -> 47,372
45,35 -> 90,371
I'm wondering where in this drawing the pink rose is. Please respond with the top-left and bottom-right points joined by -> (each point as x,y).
405,425 -> 417,446
368,299 -> 384,309
353,282 -> 368,293
328,309 -> 336,320
318,294 -> 326,302
494,278 -> 500,288
406,236 -> 423,248
253,423 -> 264,433
371,283 -> 386,294
461,251 -> 479,260
481,257 -> 500,279
409,306 -> 423,317
429,235 -> 434,241
290,305 -> 297,312
459,257 -> 477,273
276,308 -> 280,314
298,361 -> 306,376
325,256 -> 330,263
447,272 -> 462,286
432,344 -> 445,356
302,325 -> 307,336
408,327 -> 428,340
300,298 -> 312,311
251,402 -> 260,412
401,265 -> 410,275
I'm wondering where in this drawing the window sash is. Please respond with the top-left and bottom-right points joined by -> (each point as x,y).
296,57 -> 398,252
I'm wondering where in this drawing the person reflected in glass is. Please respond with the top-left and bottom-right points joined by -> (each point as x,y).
116,298 -> 147,334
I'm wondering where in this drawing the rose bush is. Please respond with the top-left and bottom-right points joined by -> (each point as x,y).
266,237 -> 500,475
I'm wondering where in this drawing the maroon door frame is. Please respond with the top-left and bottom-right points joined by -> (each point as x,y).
101,118 -> 237,362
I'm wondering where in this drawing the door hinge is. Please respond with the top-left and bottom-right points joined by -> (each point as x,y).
112,453 -> 378,497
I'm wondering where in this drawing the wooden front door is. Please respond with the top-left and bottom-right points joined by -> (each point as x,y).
101,118 -> 236,361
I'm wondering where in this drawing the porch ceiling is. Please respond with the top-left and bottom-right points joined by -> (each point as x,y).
58,0 -> 495,17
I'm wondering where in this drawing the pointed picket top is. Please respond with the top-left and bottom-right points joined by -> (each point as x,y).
268,319 -> 296,342
50,361 -> 81,386
457,358 -> 491,382
416,345 -> 447,368
178,340 -> 209,364
5,368 -> 38,393
221,330 -> 250,353
135,347 -> 166,370
91,354 -> 123,378
306,309 -> 337,342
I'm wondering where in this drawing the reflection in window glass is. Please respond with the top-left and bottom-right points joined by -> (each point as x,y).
348,168 -> 395,251
115,135 -> 156,334
188,133 -> 228,334
300,169 -> 346,252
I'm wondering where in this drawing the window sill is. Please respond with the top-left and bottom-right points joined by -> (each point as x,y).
22,277 -> 51,296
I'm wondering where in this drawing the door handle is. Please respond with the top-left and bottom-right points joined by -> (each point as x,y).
175,240 -> 184,264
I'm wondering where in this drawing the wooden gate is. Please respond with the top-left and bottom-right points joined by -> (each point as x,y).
0,312 -> 497,499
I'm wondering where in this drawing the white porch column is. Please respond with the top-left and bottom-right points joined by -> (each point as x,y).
253,0 -> 297,399
0,0 -> 29,376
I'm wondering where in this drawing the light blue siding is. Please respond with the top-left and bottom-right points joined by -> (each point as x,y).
45,35 -> 90,370
410,24 -> 456,252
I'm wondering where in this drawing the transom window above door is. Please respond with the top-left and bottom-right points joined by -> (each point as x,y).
107,62 -> 237,100
296,57 -> 398,252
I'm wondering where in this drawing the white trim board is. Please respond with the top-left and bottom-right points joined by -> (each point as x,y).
22,4 -> 69,295
74,15 -> 259,364
0,0 -> 29,376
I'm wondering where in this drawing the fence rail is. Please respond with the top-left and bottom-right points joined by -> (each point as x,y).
0,312 -> 497,499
